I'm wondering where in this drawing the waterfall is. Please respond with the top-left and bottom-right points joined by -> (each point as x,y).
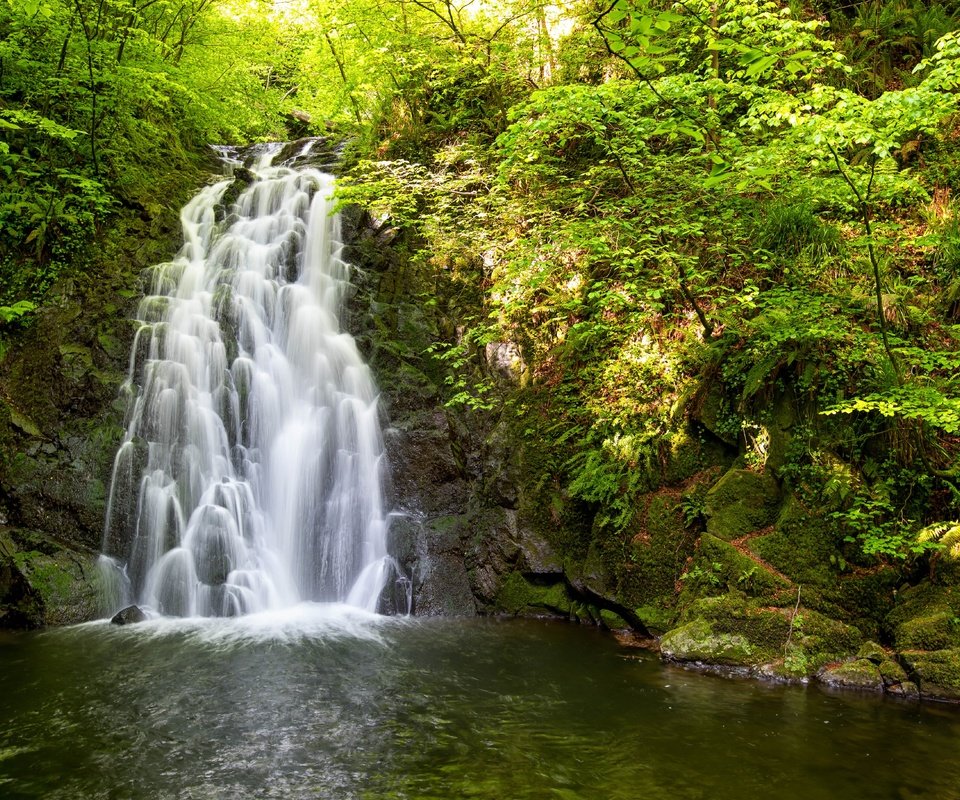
101,143 -> 396,618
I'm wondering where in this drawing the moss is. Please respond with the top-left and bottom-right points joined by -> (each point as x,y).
0,529 -> 100,627
660,618 -> 758,666
666,592 -> 861,676
817,659 -> 884,692
901,649 -> 960,701
600,609 -> 629,629
895,611 -> 960,652
495,572 -> 572,617
662,427 -> 731,485
699,533 -> 790,597
582,486 -> 699,615
749,495 -> 841,589
634,604 -> 675,635
856,640 -> 888,664
674,593 -> 788,664
704,468 -> 781,540
791,608 -> 864,667
694,382 -> 740,446
878,658 -> 909,686
886,581 -> 960,653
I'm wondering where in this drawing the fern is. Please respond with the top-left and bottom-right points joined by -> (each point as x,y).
918,521 -> 960,558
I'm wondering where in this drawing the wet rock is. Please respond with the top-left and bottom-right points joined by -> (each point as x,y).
816,659 -> 884,692
660,618 -> 757,666
111,605 -> 147,625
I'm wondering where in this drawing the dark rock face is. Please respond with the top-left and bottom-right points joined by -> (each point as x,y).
0,162 -> 202,629
111,605 -> 147,625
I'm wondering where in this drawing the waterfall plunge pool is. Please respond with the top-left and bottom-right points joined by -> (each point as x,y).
1,614 -> 958,799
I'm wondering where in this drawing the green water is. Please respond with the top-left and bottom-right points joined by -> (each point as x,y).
0,610 -> 957,799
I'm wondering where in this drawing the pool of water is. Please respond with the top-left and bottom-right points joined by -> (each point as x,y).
1,608 -> 957,799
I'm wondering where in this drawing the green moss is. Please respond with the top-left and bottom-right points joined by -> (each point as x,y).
901,649 -> 960,701
792,608 -> 864,667
704,468 -> 781,540
662,428 -> 731,485
886,581 -> 960,650
495,572 -> 572,617
878,658 -> 909,686
665,592 -> 861,676
856,640 -> 888,663
699,533 -> 790,597
896,611 -> 960,652
583,486 -> 698,615
749,495 -> 841,588
600,609 -> 629,629
0,530 -> 100,627
634,604 -> 675,635
817,659 -> 884,691
660,618 -> 757,666
673,593 -> 788,665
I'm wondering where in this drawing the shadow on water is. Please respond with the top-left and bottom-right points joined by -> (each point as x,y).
1,615 -> 958,799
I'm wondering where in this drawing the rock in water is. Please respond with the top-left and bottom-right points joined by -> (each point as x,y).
111,605 -> 146,625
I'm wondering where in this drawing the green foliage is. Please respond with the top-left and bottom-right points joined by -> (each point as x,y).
0,0 -> 295,308
918,520 -> 960,559
0,301 -> 35,324
755,202 -> 843,263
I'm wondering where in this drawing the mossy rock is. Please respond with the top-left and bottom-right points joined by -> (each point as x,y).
856,640 -> 888,664
693,381 -> 740,446
0,529 -> 101,627
901,649 -> 960,701
699,533 -> 790,598
634,604 -> 675,636
749,495 -> 841,589
895,611 -> 960,652
817,659 -> 884,692
704,468 -> 781,540
661,428 -> 731,485
886,581 -> 960,652
878,658 -> 910,688
495,572 -> 572,618
600,609 -> 629,629
660,618 -> 758,666
667,593 -> 862,676
578,486 -> 698,615
670,594 -> 789,666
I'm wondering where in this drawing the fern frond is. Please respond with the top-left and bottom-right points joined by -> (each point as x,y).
918,521 -> 960,559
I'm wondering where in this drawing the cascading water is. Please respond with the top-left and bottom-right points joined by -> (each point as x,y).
101,143 -> 398,618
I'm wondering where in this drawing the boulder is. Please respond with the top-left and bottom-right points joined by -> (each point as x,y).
704,468 -> 780,540
110,605 -> 147,625
816,659 -> 884,692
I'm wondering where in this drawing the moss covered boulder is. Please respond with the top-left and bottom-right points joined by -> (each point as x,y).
698,533 -> 791,598
901,649 -> 960,701
817,659 -> 884,692
661,592 -> 862,679
660,617 -> 758,665
704,468 -> 781,540
887,582 -> 960,652
0,528 -> 100,627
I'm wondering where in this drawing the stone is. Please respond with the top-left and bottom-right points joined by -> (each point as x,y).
900,648 -> 960,701
856,640 -> 889,664
704,468 -> 781,540
816,659 -> 884,692
111,605 -> 147,625
660,618 -> 757,666
895,611 -> 960,652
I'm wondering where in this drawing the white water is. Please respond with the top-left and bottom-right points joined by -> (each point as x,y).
102,145 -> 394,617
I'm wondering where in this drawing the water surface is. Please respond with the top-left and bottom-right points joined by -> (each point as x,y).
0,614 -> 957,799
